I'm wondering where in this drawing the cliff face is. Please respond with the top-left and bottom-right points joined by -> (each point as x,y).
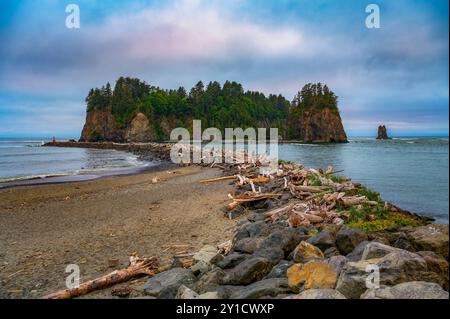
124,112 -> 155,142
79,110 -> 124,142
80,111 -> 158,142
291,108 -> 348,143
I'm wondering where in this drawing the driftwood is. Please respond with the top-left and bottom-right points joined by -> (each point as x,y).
229,192 -> 281,203
218,240 -> 233,255
43,255 -> 159,299
340,196 -> 378,206
200,175 -> 237,183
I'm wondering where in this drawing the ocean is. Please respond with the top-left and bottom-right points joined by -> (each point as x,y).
0,137 -> 448,223
0,138 -> 153,186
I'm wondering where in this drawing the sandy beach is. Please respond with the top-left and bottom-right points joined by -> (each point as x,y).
0,165 -> 241,299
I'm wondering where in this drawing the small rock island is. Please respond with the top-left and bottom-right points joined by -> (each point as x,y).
376,125 -> 390,140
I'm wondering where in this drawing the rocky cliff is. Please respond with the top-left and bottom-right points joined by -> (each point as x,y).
291,108 -> 348,143
80,109 -> 124,142
124,112 -> 155,142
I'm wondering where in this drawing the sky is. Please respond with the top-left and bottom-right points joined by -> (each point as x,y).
0,0 -> 448,138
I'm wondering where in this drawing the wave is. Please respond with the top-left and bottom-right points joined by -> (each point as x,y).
0,172 -> 75,184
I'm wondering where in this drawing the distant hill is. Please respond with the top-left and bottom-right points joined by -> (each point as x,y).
80,77 -> 347,143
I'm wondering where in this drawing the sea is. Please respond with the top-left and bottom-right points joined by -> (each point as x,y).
0,137 -> 448,223
0,138 -> 154,187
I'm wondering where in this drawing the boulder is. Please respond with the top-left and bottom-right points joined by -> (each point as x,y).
193,245 -> 223,265
326,255 -> 348,275
336,250 -> 428,299
323,247 -> 340,258
361,282 -> 449,299
306,229 -> 336,252
346,241 -> 371,261
416,251 -> 449,290
292,241 -> 324,263
217,253 -> 247,269
392,232 -> 415,251
287,261 -> 338,293
336,227 -> 368,255
223,257 -> 273,285
143,268 -> 197,298
193,268 -> 225,294
230,278 -> 291,299
191,261 -> 213,276
253,229 -> 305,264
361,242 -> 400,260
234,238 -> 263,254
198,291 -> 221,299
265,260 -> 294,279
407,224 -> 449,259
284,289 -> 346,299
176,285 -> 199,299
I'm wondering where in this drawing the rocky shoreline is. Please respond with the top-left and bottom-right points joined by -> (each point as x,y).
44,141 -> 449,299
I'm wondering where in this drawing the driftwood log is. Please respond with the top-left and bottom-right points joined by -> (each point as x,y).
43,255 -> 159,299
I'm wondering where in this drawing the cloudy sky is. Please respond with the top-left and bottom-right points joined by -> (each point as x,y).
0,0 -> 448,138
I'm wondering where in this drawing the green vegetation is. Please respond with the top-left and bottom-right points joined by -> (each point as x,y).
85,78 -> 339,139
339,185 -> 424,232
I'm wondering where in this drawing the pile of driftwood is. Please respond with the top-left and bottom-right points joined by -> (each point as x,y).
202,161 -> 381,229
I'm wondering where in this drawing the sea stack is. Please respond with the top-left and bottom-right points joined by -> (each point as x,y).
289,83 -> 348,143
376,125 -> 390,140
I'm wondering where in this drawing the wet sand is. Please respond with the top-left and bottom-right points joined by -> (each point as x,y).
0,165 -> 240,299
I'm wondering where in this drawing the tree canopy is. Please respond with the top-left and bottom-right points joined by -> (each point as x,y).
85,78 -> 339,139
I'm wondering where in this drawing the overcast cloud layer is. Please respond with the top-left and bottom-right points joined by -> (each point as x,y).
0,0 -> 448,138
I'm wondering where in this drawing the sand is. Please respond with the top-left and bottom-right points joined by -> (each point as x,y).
0,165 -> 241,299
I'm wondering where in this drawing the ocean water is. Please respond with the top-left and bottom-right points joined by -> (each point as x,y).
0,138 -> 152,186
278,137 -> 449,223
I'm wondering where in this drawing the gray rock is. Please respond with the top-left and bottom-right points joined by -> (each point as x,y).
336,250 -> 428,299
193,267 -> 225,294
176,285 -> 199,299
215,285 -> 245,299
306,229 -> 336,252
217,253 -> 248,269
254,229 -> 307,264
248,212 -> 267,222
416,251 -> 449,290
230,278 -> 290,299
392,232 -> 415,251
326,255 -> 348,275
324,247 -> 340,258
193,245 -> 223,265
191,260 -> 213,276
265,260 -> 294,279
144,268 -> 197,298
234,238 -> 263,254
407,224 -> 449,259
346,241 -> 371,261
235,221 -> 268,241
361,242 -> 400,260
223,257 -> 273,285
336,227 -> 368,255
198,291 -> 220,299
284,289 -> 346,299
361,281 -> 449,299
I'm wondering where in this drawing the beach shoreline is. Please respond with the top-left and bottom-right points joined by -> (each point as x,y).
0,165 -> 243,299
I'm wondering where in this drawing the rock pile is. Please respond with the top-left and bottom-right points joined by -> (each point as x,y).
140,161 -> 448,299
